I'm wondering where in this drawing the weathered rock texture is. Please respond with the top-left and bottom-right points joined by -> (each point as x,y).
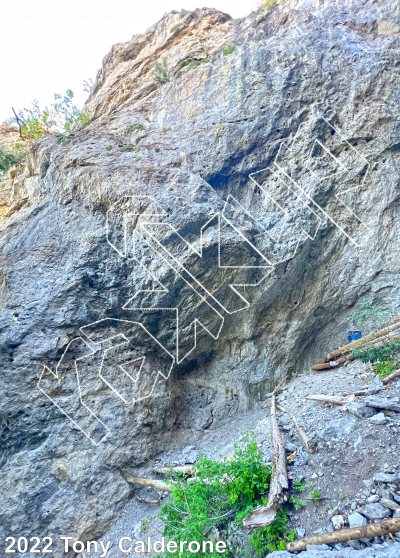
1,0 -> 400,555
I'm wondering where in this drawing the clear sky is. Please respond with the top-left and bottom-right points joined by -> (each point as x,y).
0,0 -> 255,123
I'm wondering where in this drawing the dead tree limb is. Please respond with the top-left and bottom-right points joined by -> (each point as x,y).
136,491 -> 165,505
383,368 -> 400,385
243,393 -> 288,528
292,416 -> 314,453
153,464 -> 193,475
122,469 -> 172,492
287,517 -> 400,552
11,107 -> 23,140
306,394 -> 349,405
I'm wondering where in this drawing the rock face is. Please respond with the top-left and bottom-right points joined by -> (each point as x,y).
1,0 -> 400,554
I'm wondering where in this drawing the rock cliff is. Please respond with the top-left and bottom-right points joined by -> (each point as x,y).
0,0 -> 400,555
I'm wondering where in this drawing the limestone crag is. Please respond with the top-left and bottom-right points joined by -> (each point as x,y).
0,0 -> 400,555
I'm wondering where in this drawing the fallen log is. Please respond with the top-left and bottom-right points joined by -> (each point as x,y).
313,318 -> 400,365
292,415 -> 314,453
122,470 -> 172,493
306,394 -> 349,405
383,368 -> 400,385
311,356 -> 351,371
153,464 -> 193,475
286,517 -> 400,552
243,393 -> 288,528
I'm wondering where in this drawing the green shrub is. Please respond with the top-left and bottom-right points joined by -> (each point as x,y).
11,90 -> 91,140
372,359 -> 399,378
260,0 -> 279,7
289,496 -> 306,510
153,58 -> 170,84
311,489 -> 320,501
0,147 -> 17,175
188,61 -> 200,69
0,138 -> 27,172
158,433 -> 294,557
131,124 -> 145,131
119,144 -> 140,152
223,44 -> 235,56
353,340 -> 400,364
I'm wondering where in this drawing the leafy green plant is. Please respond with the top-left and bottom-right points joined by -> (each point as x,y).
0,147 -> 17,175
119,144 -> 140,152
293,480 -> 305,492
340,493 -> 346,499
188,61 -> 200,69
10,90 -> 91,141
310,490 -> 320,501
223,44 -> 235,56
141,514 -> 153,534
353,341 -> 400,364
162,127 -> 171,133
135,156 -> 141,161
260,0 -> 279,7
158,433 -> 294,557
289,496 -> 306,511
131,124 -> 145,131
153,58 -> 171,85
372,359 -> 399,378
0,137 -> 27,173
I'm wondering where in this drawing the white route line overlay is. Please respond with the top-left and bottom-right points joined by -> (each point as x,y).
37,338 -> 111,447
38,116 -> 374,445
249,115 -> 373,249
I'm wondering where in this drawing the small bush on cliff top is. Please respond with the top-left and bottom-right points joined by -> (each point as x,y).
9,90 -> 91,141
157,433 -> 294,557
260,0 -> 279,8
0,147 -> 17,175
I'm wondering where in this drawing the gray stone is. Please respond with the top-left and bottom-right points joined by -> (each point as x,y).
367,494 -> 380,503
332,514 -> 345,529
317,415 -> 357,442
365,396 -> 400,413
347,539 -> 363,549
394,509 -> 400,518
347,401 -> 378,419
363,503 -> 392,519
381,498 -> 400,511
367,375 -> 384,394
363,479 -> 375,489
369,412 -> 388,425
374,473 -> 400,485
348,512 -> 368,528
296,528 -> 306,538
306,544 -> 331,550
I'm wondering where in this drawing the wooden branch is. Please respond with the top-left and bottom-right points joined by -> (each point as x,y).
122,469 -> 172,492
136,491 -> 165,505
383,368 -> 400,385
11,107 -> 23,140
287,517 -> 400,552
153,464 -> 193,475
243,393 -> 288,528
306,394 -> 349,405
292,415 -> 314,453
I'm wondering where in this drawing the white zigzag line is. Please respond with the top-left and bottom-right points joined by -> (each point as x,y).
37,337 -> 111,446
